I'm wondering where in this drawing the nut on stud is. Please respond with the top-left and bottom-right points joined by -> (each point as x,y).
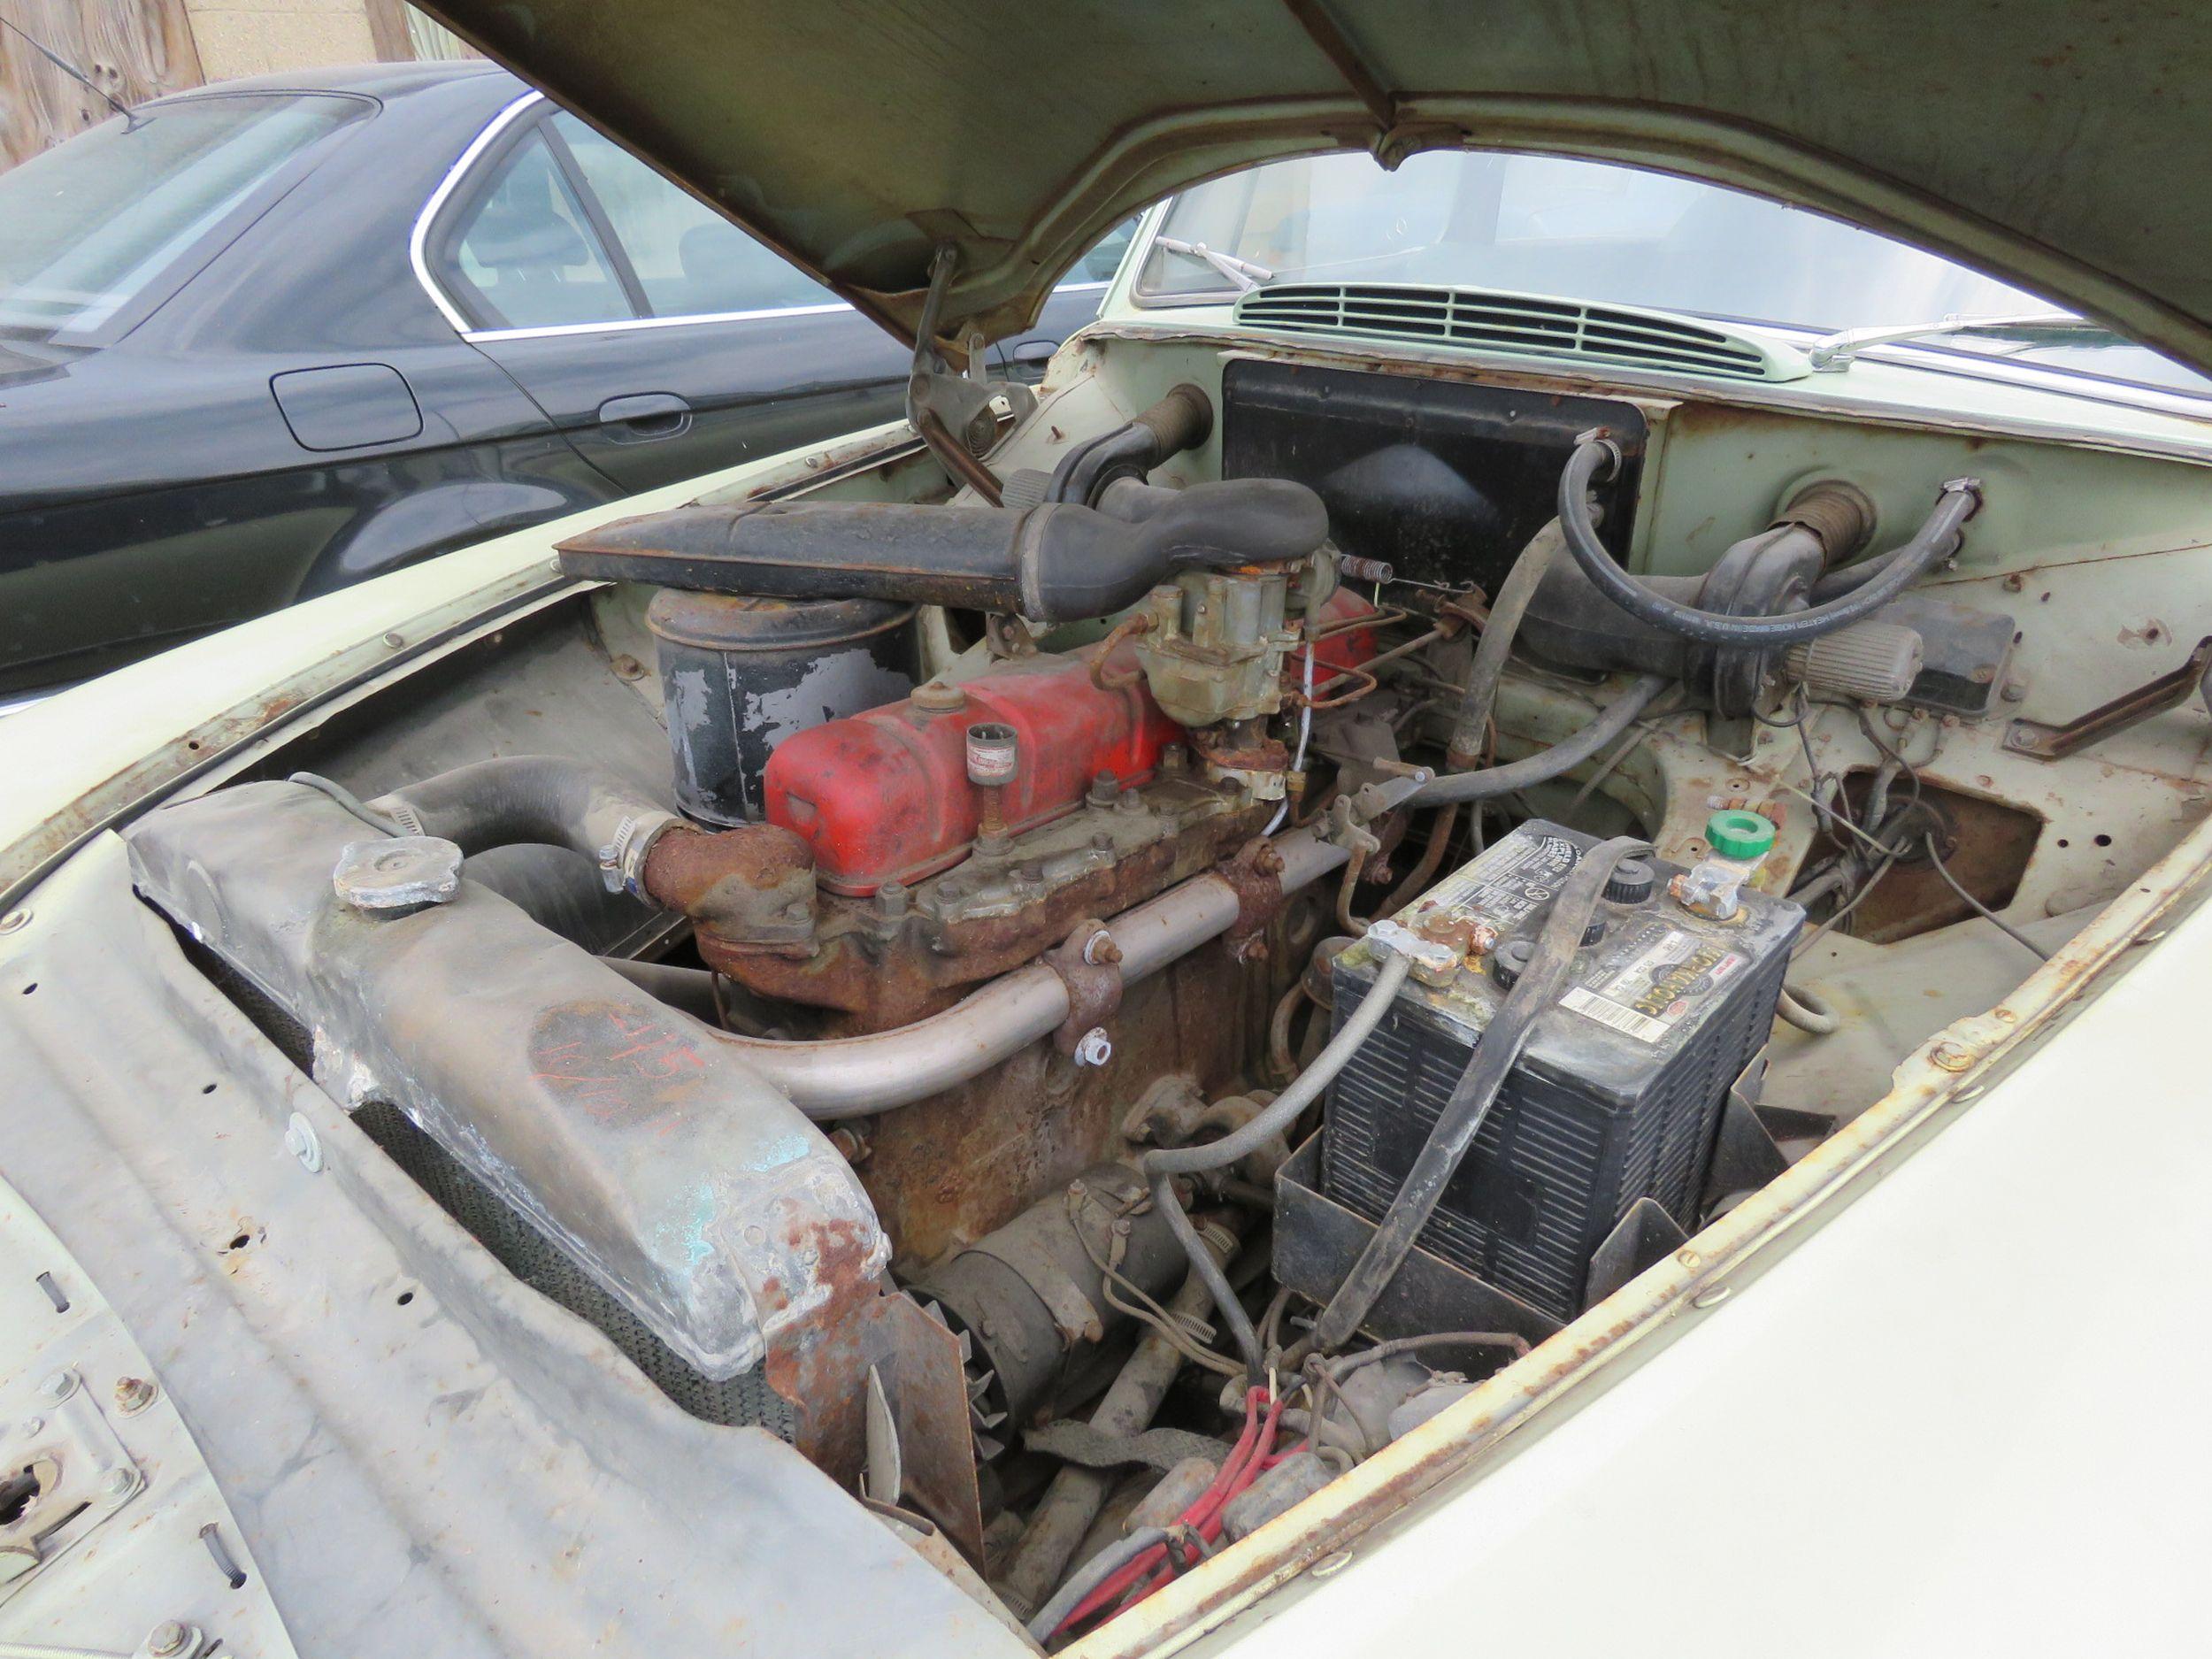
1072,1027 -> 1113,1067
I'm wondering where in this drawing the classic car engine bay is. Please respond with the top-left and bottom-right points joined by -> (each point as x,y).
111,330 -> 2212,1646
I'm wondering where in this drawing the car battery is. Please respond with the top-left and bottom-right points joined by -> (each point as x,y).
1320,818 -> 1801,1323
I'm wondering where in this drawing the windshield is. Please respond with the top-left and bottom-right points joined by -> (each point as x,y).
1134,150 -> 2210,397
0,92 -> 365,341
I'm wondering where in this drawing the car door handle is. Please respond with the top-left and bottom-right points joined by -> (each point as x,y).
597,393 -> 692,440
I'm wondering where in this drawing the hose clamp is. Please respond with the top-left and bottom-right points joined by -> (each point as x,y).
598,809 -> 681,897
1939,475 -> 1985,514
1573,427 -> 1624,481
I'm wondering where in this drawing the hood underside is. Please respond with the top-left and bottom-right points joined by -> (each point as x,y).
419,1 -> 2209,370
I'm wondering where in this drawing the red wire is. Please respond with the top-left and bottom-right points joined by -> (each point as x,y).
1055,1389 -> 1270,1634
1056,1387 -> 1291,1637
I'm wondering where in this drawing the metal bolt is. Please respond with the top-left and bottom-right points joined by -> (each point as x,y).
0,907 -> 28,933
610,653 -> 645,681
1072,1027 -> 1113,1067
1690,1283 -> 1734,1310
19,1417 -> 42,1439
144,1622 -> 191,1658
1310,1549 -> 1354,1579
37,1370 -> 76,1404
380,630 -> 405,649
1082,929 -> 1122,966
100,1465 -> 138,1500
1929,1042 -> 1976,1073
283,1113 -> 323,1173
114,1377 -> 157,1416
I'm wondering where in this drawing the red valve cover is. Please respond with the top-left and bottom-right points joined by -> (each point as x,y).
765,593 -> 1379,895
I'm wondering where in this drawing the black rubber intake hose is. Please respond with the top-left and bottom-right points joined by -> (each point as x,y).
369,757 -> 672,880
556,476 -> 1326,625
1411,674 -> 1670,805
1556,438 -> 1981,648
1310,836 -> 1648,1353
1047,382 -> 1215,506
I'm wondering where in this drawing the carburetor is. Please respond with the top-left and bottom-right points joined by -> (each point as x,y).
1133,555 -> 1342,727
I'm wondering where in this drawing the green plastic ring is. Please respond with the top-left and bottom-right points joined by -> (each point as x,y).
1704,808 -> 1776,861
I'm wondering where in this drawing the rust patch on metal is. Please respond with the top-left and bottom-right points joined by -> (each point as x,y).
711,806 -> 1265,1031
645,821 -> 817,951
1217,837 -> 1287,964
859,956 -> 1272,1267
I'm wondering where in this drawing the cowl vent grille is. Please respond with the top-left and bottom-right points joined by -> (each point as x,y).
1234,283 -> 1810,383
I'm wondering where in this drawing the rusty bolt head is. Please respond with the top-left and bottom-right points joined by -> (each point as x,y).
1082,929 -> 1122,966
144,1621 -> 193,1658
1929,1043 -> 1976,1073
1254,846 -> 1286,877
113,1377 -> 157,1416
610,653 -> 645,681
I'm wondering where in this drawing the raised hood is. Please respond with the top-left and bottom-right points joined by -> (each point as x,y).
416,0 -> 2212,373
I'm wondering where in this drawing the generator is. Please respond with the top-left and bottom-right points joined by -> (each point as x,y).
1315,819 -> 1801,1324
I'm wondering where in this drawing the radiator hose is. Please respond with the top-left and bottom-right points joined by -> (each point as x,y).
1556,437 -> 1981,648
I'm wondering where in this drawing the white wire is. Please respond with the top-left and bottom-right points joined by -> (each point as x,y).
1264,634 -> 1316,834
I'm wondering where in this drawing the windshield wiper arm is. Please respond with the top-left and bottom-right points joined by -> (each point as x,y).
1155,238 -> 1275,295
1806,311 -> 2109,372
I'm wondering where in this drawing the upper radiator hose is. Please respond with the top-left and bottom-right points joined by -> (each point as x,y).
557,476 -> 1326,625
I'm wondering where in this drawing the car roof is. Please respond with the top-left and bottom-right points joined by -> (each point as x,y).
147,58 -> 516,104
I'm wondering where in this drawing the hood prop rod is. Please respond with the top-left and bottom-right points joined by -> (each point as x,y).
905,243 -> 1012,506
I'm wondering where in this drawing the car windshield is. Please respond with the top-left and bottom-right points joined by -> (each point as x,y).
0,92 -> 365,341
1133,150 -> 2211,397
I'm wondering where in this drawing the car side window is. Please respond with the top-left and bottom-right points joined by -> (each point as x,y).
1065,217 -> 1140,285
549,111 -> 837,319
445,125 -> 636,330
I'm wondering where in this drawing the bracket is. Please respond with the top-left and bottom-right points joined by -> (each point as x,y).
2003,634 -> 2212,761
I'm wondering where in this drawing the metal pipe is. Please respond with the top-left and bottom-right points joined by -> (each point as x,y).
714,827 -> 1350,1117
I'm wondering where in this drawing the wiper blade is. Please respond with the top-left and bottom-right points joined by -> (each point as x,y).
1806,311 -> 2110,372
1155,238 -> 1274,295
